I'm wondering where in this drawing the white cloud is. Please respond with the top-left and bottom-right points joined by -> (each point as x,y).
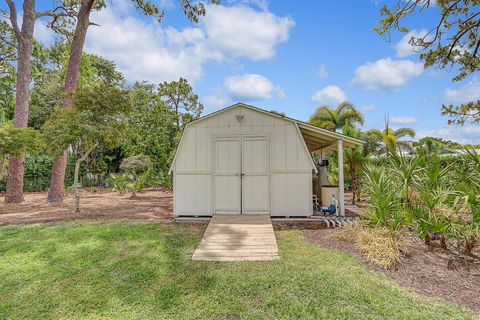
85,3 -> 294,84
390,116 -> 419,124
202,5 -> 294,60
444,78 -> 480,104
229,0 -> 269,11
352,58 -> 423,91
202,85 -> 230,112
225,74 -> 283,101
311,85 -> 347,106
395,29 -> 428,58
203,94 -> 228,110
86,8 -> 214,83
417,126 -> 480,144
274,87 -> 286,99
360,104 -> 377,113
33,19 -> 56,45
316,65 -> 328,78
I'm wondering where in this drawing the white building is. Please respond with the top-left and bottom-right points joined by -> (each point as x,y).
169,103 -> 364,217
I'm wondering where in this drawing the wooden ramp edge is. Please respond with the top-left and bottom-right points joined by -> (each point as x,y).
192,214 -> 279,261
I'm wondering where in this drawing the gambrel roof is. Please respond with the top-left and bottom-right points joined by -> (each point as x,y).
169,102 -> 364,174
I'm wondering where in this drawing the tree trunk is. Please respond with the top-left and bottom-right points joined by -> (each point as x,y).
74,142 -> 98,212
4,0 -> 36,203
48,0 -> 95,202
356,179 -> 361,202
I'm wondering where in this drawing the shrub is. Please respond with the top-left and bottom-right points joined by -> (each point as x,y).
361,164 -> 403,230
108,171 -> 161,198
356,226 -> 412,269
361,149 -> 480,256
120,154 -> 152,175
334,224 -> 412,269
332,224 -> 359,243
0,151 -> 115,192
108,173 -> 131,195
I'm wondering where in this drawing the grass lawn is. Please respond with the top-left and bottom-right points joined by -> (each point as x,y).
0,220 -> 474,319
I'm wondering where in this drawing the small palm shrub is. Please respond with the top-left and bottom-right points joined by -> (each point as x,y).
110,154 -> 158,198
362,164 -> 404,230
359,148 -> 480,257
451,148 -> 480,254
108,172 -> 131,195
109,170 -> 161,198
129,171 -> 160,198
342,164 -> 413,269
387,152 -> 422,204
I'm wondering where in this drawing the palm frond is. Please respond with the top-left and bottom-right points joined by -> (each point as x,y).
364,129 -> 383,140
336,102 -> 365,127
394,127 -> 415,139
309,105 -> 337,131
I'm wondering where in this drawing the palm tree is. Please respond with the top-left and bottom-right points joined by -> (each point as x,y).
342,124 -> 367,204
309,102 -> 364,132
365,116 -> 415,153
344,146 -> 365,204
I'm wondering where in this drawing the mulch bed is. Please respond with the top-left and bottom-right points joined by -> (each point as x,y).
0,187 -> 174,226
304,229 -> 480,313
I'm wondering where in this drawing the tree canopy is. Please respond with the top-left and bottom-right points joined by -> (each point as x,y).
42,83 -> 130,156
365,120 -> 416,153
309,102 -> 364,132
375,0 -> 480,124
158,77 -> 203,128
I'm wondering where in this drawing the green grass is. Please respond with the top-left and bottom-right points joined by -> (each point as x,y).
0,220 -> 473,319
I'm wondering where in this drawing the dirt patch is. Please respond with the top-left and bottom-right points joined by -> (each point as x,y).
304,229 -> 480,313
0,187 -> 173,226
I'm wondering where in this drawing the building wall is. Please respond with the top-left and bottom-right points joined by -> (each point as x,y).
172,106 -> 314,216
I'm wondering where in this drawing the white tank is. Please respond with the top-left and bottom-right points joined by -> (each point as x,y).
321,185 -> 339,208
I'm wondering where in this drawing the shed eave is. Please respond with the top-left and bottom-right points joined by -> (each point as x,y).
296,122 -> 365,150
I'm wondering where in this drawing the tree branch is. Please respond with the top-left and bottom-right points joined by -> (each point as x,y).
5,0 -> 21,40
35,11 -> 75,19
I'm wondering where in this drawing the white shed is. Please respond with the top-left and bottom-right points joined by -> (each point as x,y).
169,103 -> 363,217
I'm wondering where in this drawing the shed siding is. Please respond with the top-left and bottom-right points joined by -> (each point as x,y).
173,106 -> 314,216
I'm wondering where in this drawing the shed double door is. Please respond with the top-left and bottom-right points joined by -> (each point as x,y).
213,135 -> 269,215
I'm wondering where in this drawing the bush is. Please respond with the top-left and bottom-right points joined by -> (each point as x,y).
120,154 -> 152,175
356,226 -> 412,269
108,173 -> 131,195
360,150 -> 480,256
361,164 -> 403,230
0,151 -> 113,192
108,170 -> 161,198
0,154 -> 66,192
334,224 -> 412,269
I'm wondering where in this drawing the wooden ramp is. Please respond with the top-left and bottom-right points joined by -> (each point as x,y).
192,214 -> 279,261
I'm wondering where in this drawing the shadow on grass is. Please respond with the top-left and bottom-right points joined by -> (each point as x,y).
0,221 -> 216,318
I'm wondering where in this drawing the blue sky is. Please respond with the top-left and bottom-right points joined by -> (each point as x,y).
6,0 -> 480,143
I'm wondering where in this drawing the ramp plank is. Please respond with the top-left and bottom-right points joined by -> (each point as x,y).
192,214 -> 279,261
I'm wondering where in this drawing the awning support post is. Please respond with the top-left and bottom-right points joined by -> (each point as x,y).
337,139 -> 345,217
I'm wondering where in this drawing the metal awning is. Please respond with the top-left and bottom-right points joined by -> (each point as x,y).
296,122 -> 364,153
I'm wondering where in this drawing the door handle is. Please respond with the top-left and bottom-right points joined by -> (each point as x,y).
236,173 -> 245,177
